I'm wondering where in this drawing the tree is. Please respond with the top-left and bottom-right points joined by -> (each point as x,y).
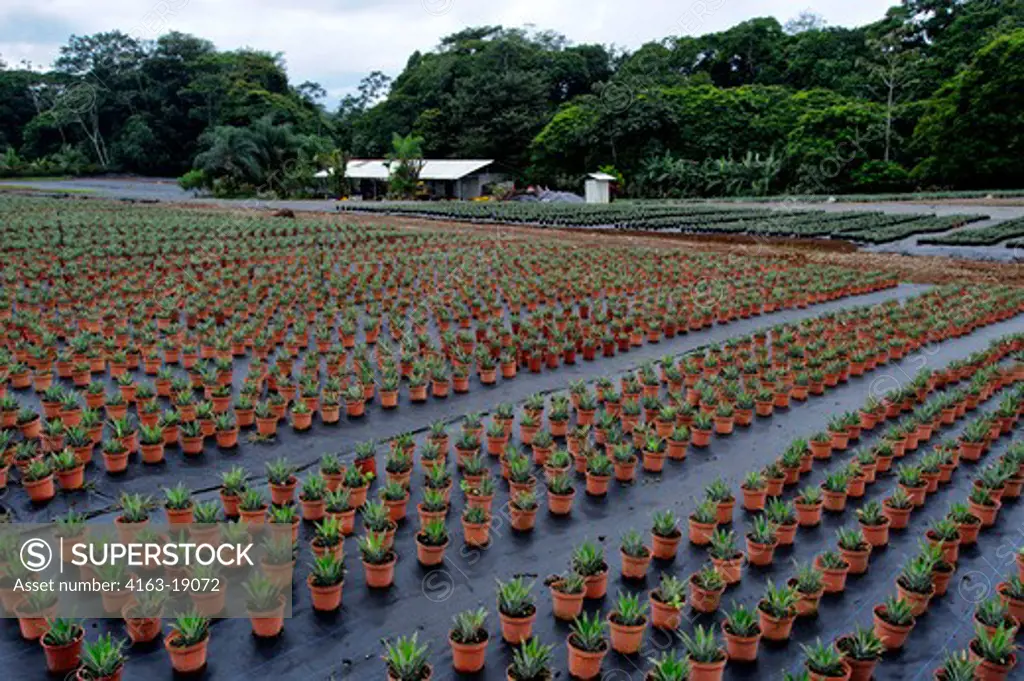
860,30 -> 923,162
0,69 -> 47,151
784,27 -> 872,96
343,27 -> 611,167
387,132 -> 425,199
296,81 -> 327,106
692,18 -> 790,87
531,84 -> 813,184
785,11 -> 827,35
192,126 -> 262,194
111,114 -> 166,172
785,100 -> 891,193
912,29 -> 1024,188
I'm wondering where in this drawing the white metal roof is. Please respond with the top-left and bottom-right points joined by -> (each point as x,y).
316,159 -> 495,181
587,172 -> 616,181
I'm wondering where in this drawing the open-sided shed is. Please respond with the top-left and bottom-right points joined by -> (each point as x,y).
317,159 -> 507,199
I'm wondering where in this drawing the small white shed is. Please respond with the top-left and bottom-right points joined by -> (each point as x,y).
584,172 -> 615,204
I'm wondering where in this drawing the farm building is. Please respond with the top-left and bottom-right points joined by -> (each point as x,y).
318,159 -> 508,200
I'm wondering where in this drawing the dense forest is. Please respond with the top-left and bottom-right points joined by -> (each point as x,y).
1,0 -> 1023,197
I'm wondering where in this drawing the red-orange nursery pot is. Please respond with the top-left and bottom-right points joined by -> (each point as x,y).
789,578 -> 823,617
815,556 -> 849,594
741,484 -> 767,511
651,528 -> 682,559
449,632 -> 488,674
164,631 -> 209,674
722,621 -> 760,662
498,608 -> 536,645
41,626 -> 84,673
689,574 -> 725,614
648,591 -> 682,629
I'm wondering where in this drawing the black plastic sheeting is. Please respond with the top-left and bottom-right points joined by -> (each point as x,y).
2,288 -> 1023,681
4,284 -> 927,523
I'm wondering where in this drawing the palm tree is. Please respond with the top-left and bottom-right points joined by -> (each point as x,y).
249,116 -> 299,186
387,132 -> 425,199
193,126 -> 261,194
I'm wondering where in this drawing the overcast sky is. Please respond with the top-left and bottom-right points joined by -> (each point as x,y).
0,0 -> 896,104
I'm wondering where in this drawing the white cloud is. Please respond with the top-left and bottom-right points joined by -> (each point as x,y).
0,0 -> 894,100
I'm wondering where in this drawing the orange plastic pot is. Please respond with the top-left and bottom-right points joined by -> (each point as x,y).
998,582 -> 1024,623
815,556 -> 849,594
55,465 -> 85,491
642,450 -> 666,472
896,582 -> 934,617
566,638 -> 608,680
689,518 -> 716,546
75,666 -> 123,681
809,440 -> 832,460
583,570 -> 608,599
164,632 -> 209,673
415,538 -> 448,567
969,499 -> 1001,528
860,519 -> 890,547
745,537 -> 777,567
776,521 -> 797,547
883,500 -> 913,529
547,490 -> 575,515
608,615 -> 646,654
715,499 -> 735,525
712,556 -> 743,585
900,483 -> 928,507
550,584 -> 584,621
652,531 -> 682,559
248,597 -> 286,638
722,622 -> 760,662
462,519 -> 490,547
757,606 -> 795,641
450,633 -> 488,674
122,605 -> 162,644
969,640 -> 1016,681
789,580 -> 823,617
585,473 -> 611,496
498,609 -> 536,644
741,485 -> 767,511
140,443 -> 165,464
362,556 -> 397,589
796,501 -> 823,527
839,547 -> 871,575
307,575 -> 343,612
41,627 -> 84,672
689,575 -> 725,613
269,477 -> 297,505
822,488 -> 848,512
806,659 -> 852,681
649,592 -> 682,629
620,549 -> 651,580
509,506 -> 536,532
24,475 -> 56,503
689,654 -> 727,681
180,436 -> 204,456
839,648 -> 878,681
